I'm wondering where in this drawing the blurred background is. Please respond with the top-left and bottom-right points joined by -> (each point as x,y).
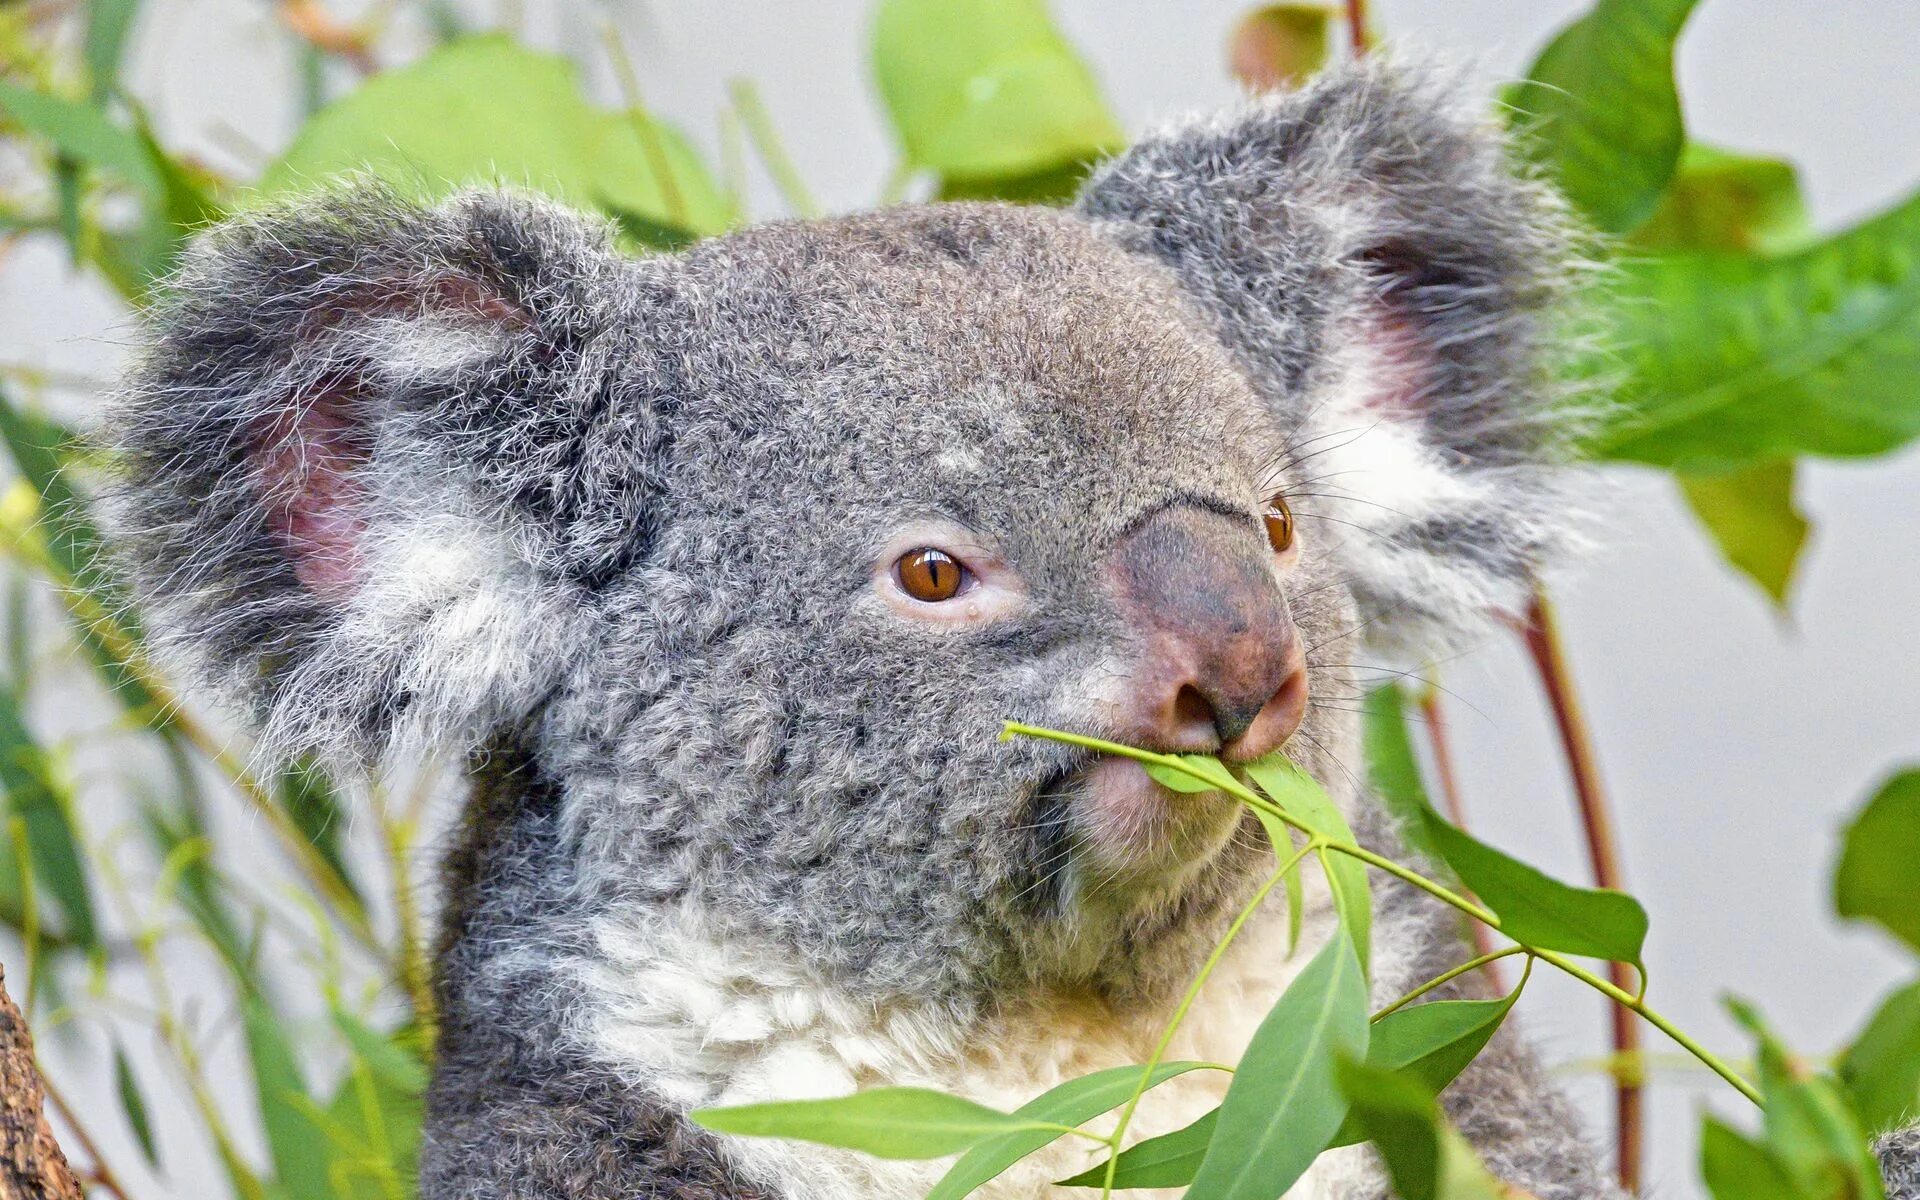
1,2 -> 1917,1199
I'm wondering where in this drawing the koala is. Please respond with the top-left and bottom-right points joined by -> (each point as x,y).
105,58 -> 1897,1200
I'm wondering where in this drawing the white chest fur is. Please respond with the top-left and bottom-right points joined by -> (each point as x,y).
567,879 -> 1377,1200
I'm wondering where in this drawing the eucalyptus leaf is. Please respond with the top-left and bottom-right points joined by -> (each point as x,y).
85,0 -> 142,100
1634,143 -> 1813,255
1700,1115 -> 1804,1200
927,1061 -> 1214,1200
1327,984 -> 1524,1149
112,1043 -> 160,1168
330,1007 -> 430,1095
1244,756 -> 1372,975
1586,187 -> 1920,469
1360,685 -> 1449,868
244,996 -> 334,1200
872,0 -> 1123,187
1509,0 -> 1700,233
1186,929 -> 1368,1199
1226,5 -> 1334,93
1678,460 -> 1809,608
1143,753 -> 1237,795
1733,998 -> 1887,1200
0,688 -> 96,948
1057,1107 -> 1218,1189
0,80 -> 162,199
1836,769 -> 1920,955
1841,980 -> 1920,1135
693,1087 -> 1063,1160
1335,1058 -> 1443,1200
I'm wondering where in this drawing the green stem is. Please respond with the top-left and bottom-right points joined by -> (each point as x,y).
1099,843 -> 1315,1199
727,78 -> 818,218
1372,947 -> 1530,1022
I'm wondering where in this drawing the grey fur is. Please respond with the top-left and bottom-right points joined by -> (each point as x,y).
101,59 -> 1824,1200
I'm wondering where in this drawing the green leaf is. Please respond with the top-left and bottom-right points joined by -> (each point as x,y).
112,1043 -> 161,1168
275,757 -> 358,905
259,36 -> 731,238
1678,460 -> 1809,607
1424,814 -> 1647,968
1587,188 -> 1920,469
1335,1057 -> 1443,1200
1509,0 -> 1701,233
141,800 -> 256,988
329,1008 -> 430,1096
0,689 -> 96,948
1837,769 -> 1920,954
1186,928 -> 1368,1199
1359,685 -> 1449,867
1144,754 -> 1237,795
1633,143 -> 1813,255
320,1023 -> 426,1200
1841,980 -> 1920,1135
0,80 -> 162,199
1700,1115 -> 1804,1200
1244,757 -> 1372,975
1057,1107 -> 1218,1189
86,0 -> 143,100
692,1087 -> 1063,1160
1226,5 -> 1334,93
872,0 -> 1124,186
1327,985 -> 1524,1149
243,997 -> 334,1200
1733,998 -> 1887,1200
926,1061 -> 1214,1200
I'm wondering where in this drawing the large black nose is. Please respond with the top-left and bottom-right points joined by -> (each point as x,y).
1107,505 -> 1308,762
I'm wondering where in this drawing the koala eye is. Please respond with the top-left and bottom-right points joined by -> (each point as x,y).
895,547 -> 973,603
1264,496 -> 1296,554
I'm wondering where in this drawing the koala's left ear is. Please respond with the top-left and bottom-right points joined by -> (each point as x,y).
1077,59 -> 1588,657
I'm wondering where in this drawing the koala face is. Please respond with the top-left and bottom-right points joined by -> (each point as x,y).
108,62 -> 1578,1010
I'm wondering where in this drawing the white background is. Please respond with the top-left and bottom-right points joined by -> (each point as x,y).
2,2 -> 1918,1198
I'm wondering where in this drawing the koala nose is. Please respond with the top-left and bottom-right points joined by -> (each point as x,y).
1110,506 -> 1309,763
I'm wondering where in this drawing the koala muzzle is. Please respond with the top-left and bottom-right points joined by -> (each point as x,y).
1109,505 -> 1309,763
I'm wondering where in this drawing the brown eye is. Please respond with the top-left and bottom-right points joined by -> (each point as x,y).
896,547 -> 970,602
1264,496 -> 1295,554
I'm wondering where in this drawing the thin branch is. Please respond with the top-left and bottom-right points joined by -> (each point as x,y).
1345,0 -> 1371,55
727,78 -> 819,219
277,0 -> 378,74
1516,586 -> 1644,1193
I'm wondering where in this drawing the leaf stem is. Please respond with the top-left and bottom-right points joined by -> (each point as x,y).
1371,947 -> 1531,1022
727,78 -> 818,218
1345,0 -> 1371,54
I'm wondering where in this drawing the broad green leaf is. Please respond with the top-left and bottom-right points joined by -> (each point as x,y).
1700,1115 -> 1803,1200
1509,0 -> 1701,233
692,1087 -> 1061,1160
1244,757 -> 1371,975
1587,188 -> 1920,469
1327,985 -> 1524,1149
872,0 -> 1124,186
1841,980 -> 1920,1135
321,1024 -> 426,1200
1424,814 -> 1647,968
1678,460 -> 1809,607
1634,143 -> 1813,255
1250,807 -> 1307,955
244,997 -> 334,1200
926,1061 -> 1214,1200
1226,5 -> 1334,93
260,37 -> 731,238
1837,770 -> 1920,954
1335,1058 -> 1443,1199
1144,754 -> 1237,795
0,80 -> 162,199
1186,929 -> 1368,1199
329,1008 -> 430,1096
1057,1108 -> 1218,1189
112,1043 -> 160,1168
1360,685 -> 1449,867
1733,998 -> 1887,1200
0,690 -> 96,948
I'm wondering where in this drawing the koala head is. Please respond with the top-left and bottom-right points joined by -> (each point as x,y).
108,62 -> 1580,1009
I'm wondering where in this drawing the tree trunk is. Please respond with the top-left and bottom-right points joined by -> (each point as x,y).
0,964 -> 83,1200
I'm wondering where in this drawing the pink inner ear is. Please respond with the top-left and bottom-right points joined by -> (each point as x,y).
253,383 -> 371,604
1355,302 -> 1432,420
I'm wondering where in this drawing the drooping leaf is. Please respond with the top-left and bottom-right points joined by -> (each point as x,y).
1336,1058 -> 1443,1199
142,800 -> 256,989
1836,769 -> 1920,955
1678,459 -> 1810,607
1841,980 -> 1920,1135
1244,756 -> 1372,975
1327,983 -> 1525,1149
1733,998 -> 1887,1200
329,1007 -> 431,1096
85,0 -> 143,100
1226,5 -> 1334,93
872,0 -> 1124,191
1634,143 -> 1813,255
1586,188 -> 1920,470
1186,928 -> 1368,1199
112,1043 -> 161,1168
1360,685 -> 1449,868
0,80 -> 162,199
0,689 -> 96,949
926,1061 -> 1214,1200
260,36 -> 731,239
1509,0 -> 1701,233
1056,1108 -> 1218,1189
244,997 -> 334,1200
692,1087 -> 1064,1160
1700,1115 -> 1804,1200
275,757 -> 358,905
319,1021 -> 427,1200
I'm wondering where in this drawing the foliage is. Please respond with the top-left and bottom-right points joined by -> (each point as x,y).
0,1 -> 1916,1199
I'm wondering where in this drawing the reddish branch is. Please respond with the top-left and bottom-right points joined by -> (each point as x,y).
278,0 -> 377,73
1516,589 -> 1644,1194
1345,0 -> 1372,54
0,965 -> 84,1200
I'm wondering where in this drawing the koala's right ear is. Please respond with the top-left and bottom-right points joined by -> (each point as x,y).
108,186 -> 656,767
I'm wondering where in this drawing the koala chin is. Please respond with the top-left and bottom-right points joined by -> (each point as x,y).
110,56 -> 1870,1200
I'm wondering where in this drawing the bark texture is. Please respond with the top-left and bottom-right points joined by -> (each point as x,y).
0,964 -> 82,1200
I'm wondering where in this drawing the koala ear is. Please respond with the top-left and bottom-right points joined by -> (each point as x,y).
108,186 -> 656,767
1077,59 -> 1588,658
